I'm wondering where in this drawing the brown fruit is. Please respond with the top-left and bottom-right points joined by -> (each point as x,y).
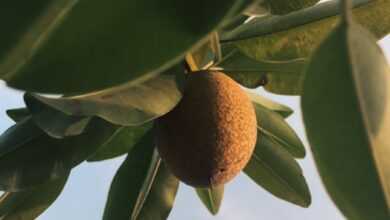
155,71 -> 257,187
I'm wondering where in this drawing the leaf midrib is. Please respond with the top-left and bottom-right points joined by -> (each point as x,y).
250,147 -> 306,204
258,126 -> 300,157
207,189 -> 217,214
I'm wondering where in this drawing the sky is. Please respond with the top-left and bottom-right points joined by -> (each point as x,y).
0,34 -> 389,220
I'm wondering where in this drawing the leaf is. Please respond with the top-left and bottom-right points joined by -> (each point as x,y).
6,108 -> 30,122
195,186 -> 224,215
254,103 -> 305,158
0,174 -> 68,220
301,21 -> 390,219
264,0 -> 319,15
88,123 -> 152,162
216,46 -> 307,94
0,118 -> 116,191
24,71 -> 184,126
263,71 -> 305,95
103,131 -> 179,220
102,131 -> 156,220
244,134 -> 311,207
222,0 -> 388,43
225,0 -> 390,94
247,91 -> 293,118
0,0 -> 252,94
243,2 -> 269,16
218,47 -> 306,75
24,93 -> 92,138
220,15 -> 250,32
225,0 -> 257,19
134,162 -> 179,220
222,0 -> 390,70
0,118 -> 42,158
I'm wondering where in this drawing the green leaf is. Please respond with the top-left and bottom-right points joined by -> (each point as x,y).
0,118 -> 42,158
24,71 -> 184,126
6,108 -> 30,122
134,162 -> 179,220
24,93 -> 92,138
195,186 -> 224,215
263,71 -> 305,95
255,103 -> 305,158
224,0 -> 257,20
302,21 -> 390,219
243,2 -> 269,16
247,91 -> 293,118
222,0 -> 390,79
221,15 -> 250,32
0,174 -> 68,220
0,118 -> 116,191
88,123 -> 152,162
244,134 -> 311,207
0,0 -> 252,94
217,46 -> 307,94
103,131 -> 179,220
224,0 -> 390,95
223,0 -> 389,43
103,131 -> 156,220
264,0 -> 319,15
218,47 -> 306,75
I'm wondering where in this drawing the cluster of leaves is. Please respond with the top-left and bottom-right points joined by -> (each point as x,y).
0,0 -> 389,219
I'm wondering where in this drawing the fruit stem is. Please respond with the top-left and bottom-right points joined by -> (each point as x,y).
185,54 -> 199,72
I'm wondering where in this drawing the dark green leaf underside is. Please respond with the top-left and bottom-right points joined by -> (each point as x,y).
0,0 -> 252,93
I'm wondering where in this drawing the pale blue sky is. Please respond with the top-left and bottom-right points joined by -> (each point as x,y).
0,37 -> 389,220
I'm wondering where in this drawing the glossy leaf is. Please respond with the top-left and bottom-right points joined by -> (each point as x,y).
24,72 -> 184,127
103,131 -> 179,220
195,186 -> 224,215
247,91 -> 293,118
217,46 -> 307,94
88,123 -> 152,162
0,118 -> 116,191
0,175 -> 68,220
244,134 -> 311,207
6,108 -> 30,122
255,103 -> 305,158
302,21 -> 390,219
24,93 -> 92,138
0,0 -> 253,94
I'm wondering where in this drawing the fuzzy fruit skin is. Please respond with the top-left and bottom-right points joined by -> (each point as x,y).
155,71 -> 257,187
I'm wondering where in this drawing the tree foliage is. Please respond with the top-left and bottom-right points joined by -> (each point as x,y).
0,0 -> 389,219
